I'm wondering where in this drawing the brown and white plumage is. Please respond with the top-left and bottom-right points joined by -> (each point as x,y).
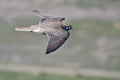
15,9 -> 72,54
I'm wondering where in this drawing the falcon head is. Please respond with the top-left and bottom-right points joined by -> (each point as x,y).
62,24 -> 72,31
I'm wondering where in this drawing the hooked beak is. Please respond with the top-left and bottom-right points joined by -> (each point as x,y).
69,25 -> 73,30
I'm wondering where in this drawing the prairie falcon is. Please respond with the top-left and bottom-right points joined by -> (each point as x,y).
15,9 -> 72,54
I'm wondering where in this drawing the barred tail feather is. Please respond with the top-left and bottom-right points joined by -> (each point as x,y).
15,27 -> 32,32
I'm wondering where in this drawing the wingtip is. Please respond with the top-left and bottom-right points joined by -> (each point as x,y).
45,51 -> 51,54
32,9 -> 40,13
45,49 -> 54,54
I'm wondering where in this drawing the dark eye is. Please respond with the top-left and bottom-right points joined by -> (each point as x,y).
66,26 -> 69,28
62,25 -> 72,31
67,25 -> 72,30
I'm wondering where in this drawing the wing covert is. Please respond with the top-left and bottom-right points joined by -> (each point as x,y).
46,31 -> 69,54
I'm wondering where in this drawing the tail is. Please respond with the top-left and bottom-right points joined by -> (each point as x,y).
15,26 -> 33,32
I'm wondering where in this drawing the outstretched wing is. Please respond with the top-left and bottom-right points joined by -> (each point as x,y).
32,9 -> 65,23
46,31 -> 69,54
32,9 -> 52,18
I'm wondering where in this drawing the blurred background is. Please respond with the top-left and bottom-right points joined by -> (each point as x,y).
0,0 -> 120,80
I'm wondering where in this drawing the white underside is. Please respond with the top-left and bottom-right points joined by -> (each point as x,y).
32,27 -> 46,33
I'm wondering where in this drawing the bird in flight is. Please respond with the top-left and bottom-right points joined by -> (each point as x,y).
15,9 -> 72,54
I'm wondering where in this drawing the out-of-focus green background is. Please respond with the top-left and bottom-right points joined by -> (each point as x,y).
0,0 -> 120,80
